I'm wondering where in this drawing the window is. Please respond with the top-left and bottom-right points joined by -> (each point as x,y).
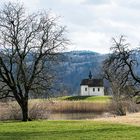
98,88 -> 100,92
93,88 -> 95,92
85,88 -> 87,91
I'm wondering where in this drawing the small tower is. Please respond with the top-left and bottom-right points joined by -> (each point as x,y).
89,71 -> 92,79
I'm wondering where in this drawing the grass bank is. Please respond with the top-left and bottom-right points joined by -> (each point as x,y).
0,120 -> 140,140
56,96 -> 111,103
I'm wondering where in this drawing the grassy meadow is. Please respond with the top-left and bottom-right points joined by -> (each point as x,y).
55,96 -> 111,103
0,120 -> 140,140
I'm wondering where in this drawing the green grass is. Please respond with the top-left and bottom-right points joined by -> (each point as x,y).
0,120 -> 139,140
56,96 -> 111,103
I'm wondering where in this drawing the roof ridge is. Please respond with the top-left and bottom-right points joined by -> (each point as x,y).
80,79 -> 103,87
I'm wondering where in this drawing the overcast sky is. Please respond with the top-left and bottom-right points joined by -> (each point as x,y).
1,0 -> 140,54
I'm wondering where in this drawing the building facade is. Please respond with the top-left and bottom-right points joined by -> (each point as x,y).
80,72 -> 104,96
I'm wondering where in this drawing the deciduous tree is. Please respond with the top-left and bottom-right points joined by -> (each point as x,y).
0,2 -> 68,121
103,36 -> 140,105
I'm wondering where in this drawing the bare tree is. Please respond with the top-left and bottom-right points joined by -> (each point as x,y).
103,36 -> 140,104
0,2 -> 69,121
103,36 -> 140,115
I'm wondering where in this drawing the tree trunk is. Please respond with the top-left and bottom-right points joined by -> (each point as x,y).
21,99 -> 28,121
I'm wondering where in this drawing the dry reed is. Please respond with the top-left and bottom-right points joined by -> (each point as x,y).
1,99 -> 139,120
0,100 -> 109,120
48,101 -> 109,113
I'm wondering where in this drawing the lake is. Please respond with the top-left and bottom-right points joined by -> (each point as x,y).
47,112 -> 107,120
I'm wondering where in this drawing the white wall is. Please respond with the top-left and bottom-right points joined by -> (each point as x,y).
81,86 -> 104,96
80,85 -> 89,96
89,87 -> 104,96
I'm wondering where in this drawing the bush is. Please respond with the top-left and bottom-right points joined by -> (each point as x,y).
109,99 -> 140,116
0,100 -> 52,121
29,100 -> 51,120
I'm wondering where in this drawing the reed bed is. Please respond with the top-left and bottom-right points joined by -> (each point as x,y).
0,100 -> 109,120
1,99 -> 139,120
48,101 -> 109,113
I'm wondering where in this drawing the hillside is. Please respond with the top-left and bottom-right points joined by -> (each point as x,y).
56,51 -> 107,96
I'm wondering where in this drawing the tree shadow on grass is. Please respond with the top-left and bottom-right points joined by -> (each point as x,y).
65,96 -> 91,101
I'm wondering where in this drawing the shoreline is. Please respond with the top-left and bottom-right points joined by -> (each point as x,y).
94,112 -> 140,126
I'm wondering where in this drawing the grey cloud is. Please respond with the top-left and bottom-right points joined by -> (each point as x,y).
1,0 -> 140,53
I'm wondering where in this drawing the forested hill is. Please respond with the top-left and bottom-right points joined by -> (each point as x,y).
57,51 -> 107,96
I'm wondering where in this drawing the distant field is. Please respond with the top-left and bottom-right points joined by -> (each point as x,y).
0,120 -> 140,140
56,96 -> 111,103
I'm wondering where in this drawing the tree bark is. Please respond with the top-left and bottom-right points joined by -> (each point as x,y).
21,99 -> 28,121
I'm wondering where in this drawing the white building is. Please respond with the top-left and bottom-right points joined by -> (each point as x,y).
80,72 -> 104,96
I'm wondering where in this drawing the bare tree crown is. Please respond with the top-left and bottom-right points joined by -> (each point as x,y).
0,2 -> 68,99
103,36 -> 140,102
